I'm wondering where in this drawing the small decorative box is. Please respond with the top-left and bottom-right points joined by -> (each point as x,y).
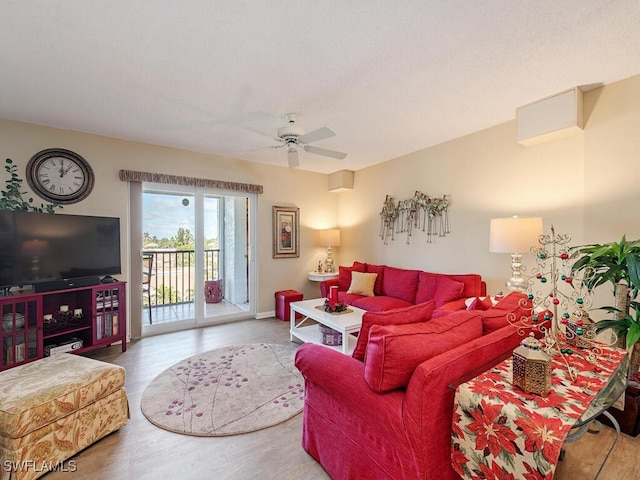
319,325 -> 342,346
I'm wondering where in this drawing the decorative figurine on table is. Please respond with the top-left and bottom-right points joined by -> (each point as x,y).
324,285 -> 347,313
317,261 -> 323,273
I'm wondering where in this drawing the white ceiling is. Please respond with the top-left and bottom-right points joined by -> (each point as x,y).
1,1 -> 639,174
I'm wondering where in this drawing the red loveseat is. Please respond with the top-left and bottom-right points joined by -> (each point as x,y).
295,292 -> 532,480
320,262 -> 486,316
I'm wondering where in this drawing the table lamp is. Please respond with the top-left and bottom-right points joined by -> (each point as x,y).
317,229 -> 341,273
489,215 -> 543,292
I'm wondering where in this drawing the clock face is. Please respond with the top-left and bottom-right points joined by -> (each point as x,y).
27,149 -> 94,204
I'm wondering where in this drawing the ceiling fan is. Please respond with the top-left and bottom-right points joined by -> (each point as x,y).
252,113 -> 347,168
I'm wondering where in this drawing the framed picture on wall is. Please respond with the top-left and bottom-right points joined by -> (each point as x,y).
273,206 -> 300,258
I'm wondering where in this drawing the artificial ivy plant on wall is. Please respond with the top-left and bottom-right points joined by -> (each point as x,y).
0,159 -> 62,213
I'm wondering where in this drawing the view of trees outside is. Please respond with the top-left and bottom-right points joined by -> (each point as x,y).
142,192 -> 220,308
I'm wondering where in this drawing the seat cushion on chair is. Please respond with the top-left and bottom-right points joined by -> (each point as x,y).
0,354 -> 126,439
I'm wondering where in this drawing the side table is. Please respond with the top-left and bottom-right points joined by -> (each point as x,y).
308,272 -> 339,282
599,381 -> 640,437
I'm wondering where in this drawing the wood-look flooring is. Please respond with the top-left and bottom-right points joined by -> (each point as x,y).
43,318 -> 639,480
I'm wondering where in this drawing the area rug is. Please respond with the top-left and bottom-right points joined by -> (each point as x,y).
140,343 -> 304,436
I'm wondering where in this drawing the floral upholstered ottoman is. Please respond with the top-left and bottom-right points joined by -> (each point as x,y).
0,354 -> 129,480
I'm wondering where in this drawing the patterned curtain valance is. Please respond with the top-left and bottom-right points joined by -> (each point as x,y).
119,169 -> 263,194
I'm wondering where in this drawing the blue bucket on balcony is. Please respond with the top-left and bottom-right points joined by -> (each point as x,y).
205,279 -> 223,303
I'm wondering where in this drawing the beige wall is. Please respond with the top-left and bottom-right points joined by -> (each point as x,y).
0,120 -> 338,328
1,74 -> 639,331
339,75 -> 640,303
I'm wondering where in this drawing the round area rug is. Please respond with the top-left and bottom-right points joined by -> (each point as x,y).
140,343 -> 304,436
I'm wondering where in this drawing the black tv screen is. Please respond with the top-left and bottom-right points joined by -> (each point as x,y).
0,211 -> 121,290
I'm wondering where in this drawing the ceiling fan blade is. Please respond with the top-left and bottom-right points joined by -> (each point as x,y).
303,145 -> 347,160
298,127 -> 335,144
244,126 -> 282,143
287,148 -> 300,168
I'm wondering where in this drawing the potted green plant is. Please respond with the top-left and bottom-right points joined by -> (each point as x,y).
571,236 -> 640,378
596,301 -> 640,377
571,235 -> 640,325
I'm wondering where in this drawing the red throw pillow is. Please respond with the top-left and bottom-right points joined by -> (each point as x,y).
338,262 -> 367,291
467,296 -> 493,311
433,276 -> 464,307
352,261 -> 367,272
337,266 -> 353,291
495,292 -> 531,310
415,272 -> 439,304
366,264 -> 386,296
351,300 -> 435,362
381,267 -> 421,304
364,313 -> 483,392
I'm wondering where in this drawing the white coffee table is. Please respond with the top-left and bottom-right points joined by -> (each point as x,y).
290,298 -> 365,355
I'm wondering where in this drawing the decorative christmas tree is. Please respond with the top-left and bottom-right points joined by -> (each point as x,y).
508,225 -> 616,382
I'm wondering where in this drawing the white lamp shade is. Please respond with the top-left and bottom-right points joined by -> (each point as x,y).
317,229 -> 341,247
489,217 -> 543,253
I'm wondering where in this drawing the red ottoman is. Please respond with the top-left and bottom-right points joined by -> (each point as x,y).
275,290 -> 303,321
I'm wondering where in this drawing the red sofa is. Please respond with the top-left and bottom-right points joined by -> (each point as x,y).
320,262 -> 486,316
295,292 -> 532,480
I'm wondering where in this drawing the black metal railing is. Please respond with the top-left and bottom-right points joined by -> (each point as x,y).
142,249 -> 220,307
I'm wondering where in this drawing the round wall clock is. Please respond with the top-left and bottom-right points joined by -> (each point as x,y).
26,148 -> 95,204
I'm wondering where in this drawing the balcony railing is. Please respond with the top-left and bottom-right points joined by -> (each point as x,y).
142,249 -> 220,307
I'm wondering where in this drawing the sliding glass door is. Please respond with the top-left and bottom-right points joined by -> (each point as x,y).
141,183 -> 255,335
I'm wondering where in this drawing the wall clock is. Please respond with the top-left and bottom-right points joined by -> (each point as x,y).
26,148 -> 95,204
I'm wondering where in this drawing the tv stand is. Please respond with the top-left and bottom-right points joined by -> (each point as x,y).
33,276 -> 101,293
1,281 -> 127,371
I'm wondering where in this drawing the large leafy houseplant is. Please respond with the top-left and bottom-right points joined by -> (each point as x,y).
570,235 -> 640,295
597,301 -> 640,378
571,236 -> 640,371
596,301 -> 640,350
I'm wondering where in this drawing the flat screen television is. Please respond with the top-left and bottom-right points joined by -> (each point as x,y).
0,210 -> 121,292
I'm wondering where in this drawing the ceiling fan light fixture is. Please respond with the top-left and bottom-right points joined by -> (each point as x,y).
254,112 -> 347,168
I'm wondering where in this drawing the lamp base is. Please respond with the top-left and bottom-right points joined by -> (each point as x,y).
325,246 -> 335,273
506,276 -> 528,293
505,253 -> 528,293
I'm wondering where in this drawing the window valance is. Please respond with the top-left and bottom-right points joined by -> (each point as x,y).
118,169 -> 263,194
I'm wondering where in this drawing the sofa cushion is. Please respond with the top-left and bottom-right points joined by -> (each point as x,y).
338,266 -> 352,291
434,276 -> 464,307
364,312 -> 483,392
481,292 -> 532,334
352,261 -> 367,272
352,296 -> 413,312
431,298 -> 468,318
338,263 -> 367,291
352,300 -> 435,362
381,266 -> 420,304
447,274 -> 484,297
495,291 -> 529,310
366,263 -> 386,296
347,272 -> 378,297
415,272 -> 439,304
338,292 -> 366,306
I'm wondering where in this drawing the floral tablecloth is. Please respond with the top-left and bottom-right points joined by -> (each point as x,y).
451,345 -> 627,479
